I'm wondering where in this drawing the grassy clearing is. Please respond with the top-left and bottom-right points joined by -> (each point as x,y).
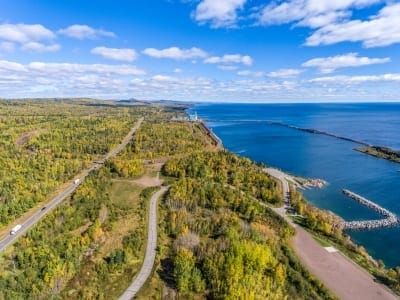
109,180 -> 144,209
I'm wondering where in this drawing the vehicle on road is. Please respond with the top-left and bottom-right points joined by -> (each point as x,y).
41,206 -> 46,211
74,179 -> 80,185
10,224 -> 22,235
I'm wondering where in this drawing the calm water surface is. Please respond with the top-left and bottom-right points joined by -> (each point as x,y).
189,103 -> 400,267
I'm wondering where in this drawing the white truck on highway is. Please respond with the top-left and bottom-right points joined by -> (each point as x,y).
74,179 -> 80,185
10,224 -> 22,235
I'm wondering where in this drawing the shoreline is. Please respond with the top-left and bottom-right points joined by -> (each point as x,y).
198,121 -> 223,147
199,118 -> 399,280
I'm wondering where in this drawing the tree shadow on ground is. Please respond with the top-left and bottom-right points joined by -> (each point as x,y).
157,257 -> 176,288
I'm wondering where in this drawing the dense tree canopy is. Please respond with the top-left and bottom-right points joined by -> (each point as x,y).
160,151 -> 334,299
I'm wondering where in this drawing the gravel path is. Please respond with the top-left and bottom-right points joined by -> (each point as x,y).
294,226 -> 397,300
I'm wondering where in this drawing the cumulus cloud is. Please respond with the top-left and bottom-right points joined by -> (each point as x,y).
204,54 -> 253,66
21,42 -> 61,52
0,59 -> 147,98
237,69 -> 301,78
193,0 -> 247,28
0,60 -> 144,77
91,46 -> 137,62
302,53 -> 390,73
59,24 -> 115,39
237,70 -> 265,77
0,23 -> 59,52
143,47 -> 207,60
0,23 -> 55,43
306,3 -> 400,47
310,73 -> 400,84
257,1 -> 400,48
151,74 -> 179,82
26,61 -> 145,76
0,60 -> 28,72
258,0 -> 381,27
0,59 -> 398,101
267,68 -> 302,78
0,58 -> 300,101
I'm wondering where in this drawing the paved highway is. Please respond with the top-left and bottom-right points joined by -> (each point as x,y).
119,186 -> 168,300
0,118 -> 143,253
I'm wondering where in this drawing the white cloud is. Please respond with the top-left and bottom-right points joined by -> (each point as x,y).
193,0 -> 247,28
151,75 -> 178,82
0,41 -> 15,52
237,70 -> 264,77
258,0 -> 381,27
59,24 -> 115,40
267,68 -> 302,78
237,69 -> 301,78
256,1 -> 400,48
0,23 -> 59,52
204,54 -> 253,66
0,59 -> 300,100
0,60 -> 28,72
0,59 -> 147,98
143,47 -> 207,60
0,23 -> 55,43
0,60 -> 144,77
173,68 -> 183,73
302,53 -> 390,73
21,42 -> 61,52
0,61 -> 399,102
91,46 -> 137,62
310,73 -> 400,84
26,61 -> 145,76
219,65 -> 238,71
258,1 -> 400,48
306,3 -> 400,47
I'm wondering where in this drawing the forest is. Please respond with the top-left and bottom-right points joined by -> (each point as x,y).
140,151 -> 334,299
0,99 -> 147,225
1,99 -> 399,299
0,101 -> 216,299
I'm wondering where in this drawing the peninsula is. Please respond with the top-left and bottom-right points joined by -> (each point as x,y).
355,146 -> 400,164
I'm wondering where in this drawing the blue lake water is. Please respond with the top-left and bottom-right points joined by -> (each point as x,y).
188,103 -> 400,268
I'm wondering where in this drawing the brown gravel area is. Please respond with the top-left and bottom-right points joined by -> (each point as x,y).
293,226 -> 398,300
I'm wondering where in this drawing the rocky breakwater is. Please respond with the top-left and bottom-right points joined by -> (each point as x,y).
341,189 -> 399,231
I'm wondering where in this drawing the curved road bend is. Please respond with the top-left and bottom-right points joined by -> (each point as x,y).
119,186 -> 168,300
0,118 -> 143,253
264,168 -> 398,300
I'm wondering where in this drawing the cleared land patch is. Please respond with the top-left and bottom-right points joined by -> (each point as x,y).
15,129 -> 44,146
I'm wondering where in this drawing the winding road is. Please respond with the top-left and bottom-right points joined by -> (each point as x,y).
119,186 -> 168,300
0,118 -> 143,253
264,168 -> 398,300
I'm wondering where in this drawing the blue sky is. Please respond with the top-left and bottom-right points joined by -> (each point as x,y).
0,0 -> 399,102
